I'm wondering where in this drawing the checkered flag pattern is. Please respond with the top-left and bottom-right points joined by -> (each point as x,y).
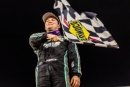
54,0 -> 119,48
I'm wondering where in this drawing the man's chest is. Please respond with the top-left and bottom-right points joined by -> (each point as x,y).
42,36 -> 67,48
43,41 -> 61,48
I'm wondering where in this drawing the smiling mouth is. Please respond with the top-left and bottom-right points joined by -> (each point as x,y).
48,24 -> 54,25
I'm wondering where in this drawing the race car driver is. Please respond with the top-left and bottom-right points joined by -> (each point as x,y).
29,12 -> 82,87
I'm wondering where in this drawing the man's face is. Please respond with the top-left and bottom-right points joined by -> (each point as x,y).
45,17 -> 60,32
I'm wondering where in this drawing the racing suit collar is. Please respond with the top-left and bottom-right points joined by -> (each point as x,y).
47,30 -> 61,35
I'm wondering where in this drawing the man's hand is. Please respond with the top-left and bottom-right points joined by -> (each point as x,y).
47,34 -> 60,42
70,76 -> 80,87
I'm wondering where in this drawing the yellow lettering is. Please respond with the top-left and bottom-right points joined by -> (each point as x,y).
69,20 -> 90,42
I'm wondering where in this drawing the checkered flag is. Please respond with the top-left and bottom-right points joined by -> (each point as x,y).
54,0 -> 119,49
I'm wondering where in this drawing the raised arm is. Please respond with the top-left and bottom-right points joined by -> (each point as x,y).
29,32 -> 47,54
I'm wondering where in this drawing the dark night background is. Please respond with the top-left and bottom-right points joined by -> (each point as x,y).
0,0 -> 130,87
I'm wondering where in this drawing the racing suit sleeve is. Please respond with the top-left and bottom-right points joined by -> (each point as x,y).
29,32 -> 47,54
67,42 -> 82,78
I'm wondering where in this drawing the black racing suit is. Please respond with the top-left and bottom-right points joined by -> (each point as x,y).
29,32 -> 82,87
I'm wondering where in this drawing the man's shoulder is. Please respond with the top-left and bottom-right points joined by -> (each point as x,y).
31,32 -> 45,35
29,32 -> 46,38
